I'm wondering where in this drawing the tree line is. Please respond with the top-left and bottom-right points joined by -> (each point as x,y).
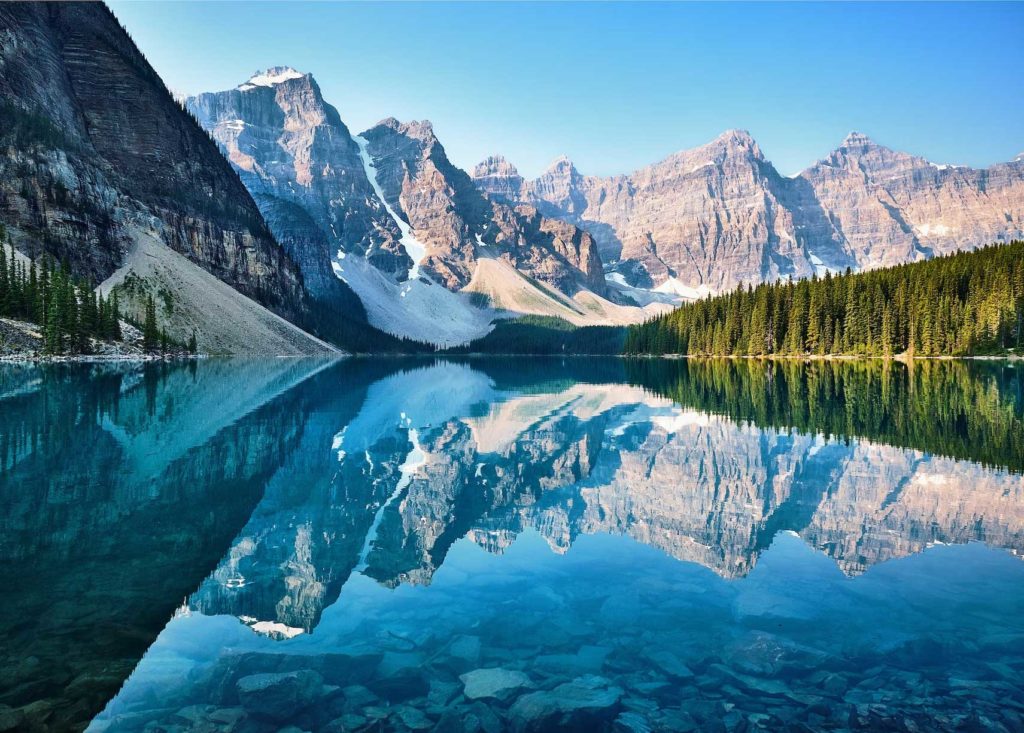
1,239 -> 123,355
0,227 -> 197,356
624,241 -> 1024,357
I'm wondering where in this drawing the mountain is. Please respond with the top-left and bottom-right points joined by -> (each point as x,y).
0,4 -> 335,354
187,71 -> 662,346
473,130 -> 1024,300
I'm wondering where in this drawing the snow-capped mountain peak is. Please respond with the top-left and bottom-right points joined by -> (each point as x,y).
238,66 -> 305,91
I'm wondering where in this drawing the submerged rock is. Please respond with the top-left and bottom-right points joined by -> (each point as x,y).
449,635 -> 483,664
509,674 -> 623,729
235,670 -> 323,719
460,667 -> 532,700
394,705 -> 434,730
643,649 -> 694,679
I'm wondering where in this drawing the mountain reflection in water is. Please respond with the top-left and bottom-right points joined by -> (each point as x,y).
0,358 -> 1021,732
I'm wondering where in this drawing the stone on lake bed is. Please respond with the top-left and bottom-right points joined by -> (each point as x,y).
643,648 -> 694,679
460,667 -> 532,700
428,678 -> 462,707
449,634 -> 482,663
340,684 -> 377,709
395,705 -> 435,730
615,711 -> 654,733
322,713 -> 367,732
509,674 -> 623,725
235,669 -> 323,718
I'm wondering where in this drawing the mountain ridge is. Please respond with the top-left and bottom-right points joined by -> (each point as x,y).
186,68 -> 663,346
473,130 -> 1024,299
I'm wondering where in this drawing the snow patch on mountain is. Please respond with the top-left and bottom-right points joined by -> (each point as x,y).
355,135 -> 427,279
604,272 -> 683,307
653,277 -> 715,301
807,252 -> 842,277
239,67 -> 304,91
466,258 -> 666,325
915,222 -> 954,237
331,254 -> 492,347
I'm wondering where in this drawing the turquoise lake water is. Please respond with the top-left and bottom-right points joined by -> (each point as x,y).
1,358 -> 1022,732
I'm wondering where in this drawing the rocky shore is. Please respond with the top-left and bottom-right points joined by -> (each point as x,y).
0,317 -> 192,362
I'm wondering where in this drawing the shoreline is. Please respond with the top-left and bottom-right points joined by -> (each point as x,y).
620,353 -> 1024,362
2,351 -> 1022,363
0,353 -> 200,364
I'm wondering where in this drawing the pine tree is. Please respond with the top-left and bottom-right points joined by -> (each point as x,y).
143,295 -> 158,353
625,241 -> 1024,358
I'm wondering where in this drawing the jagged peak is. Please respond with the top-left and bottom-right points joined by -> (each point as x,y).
840,131 -> 877,149
370,117 -> 436,140
673,128 -> 762,164
473,155 -> 520,178
238,66 -> 307,91
543,154 -> 577,175
715,128 -> 755,145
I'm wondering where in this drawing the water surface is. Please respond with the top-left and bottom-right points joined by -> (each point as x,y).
1,358 -> 1022,732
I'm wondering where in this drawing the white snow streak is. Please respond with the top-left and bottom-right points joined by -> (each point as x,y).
330,255 -> 492,347
354,429 -> 426,572
354,135 -> 426,279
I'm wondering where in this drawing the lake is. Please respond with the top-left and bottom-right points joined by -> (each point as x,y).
1,357 -> 1022,732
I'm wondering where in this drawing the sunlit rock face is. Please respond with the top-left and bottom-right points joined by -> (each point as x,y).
187,75 -> 628,345
359,118 -> 606,295
190,361 -> 1024,637
187,78 -> 605,297
474,131 -> 1024,295
187,69 -> 410,286
799,132 -> 1024,269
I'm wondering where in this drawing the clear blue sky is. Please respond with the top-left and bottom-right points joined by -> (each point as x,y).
109,1 -> 1023,179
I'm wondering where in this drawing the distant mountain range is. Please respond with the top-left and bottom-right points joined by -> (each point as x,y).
473,131 -> 1024,299
1,2 -> 1021,352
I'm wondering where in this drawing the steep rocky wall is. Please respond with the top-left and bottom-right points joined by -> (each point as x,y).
0,3 -> 309,325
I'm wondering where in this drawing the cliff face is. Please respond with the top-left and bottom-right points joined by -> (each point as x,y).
186,69 -> 409,293
0,4 -> 318,346
474,131 -> 1024,297
360,118 -> 606,295
186,73 -> 606,297
799,132 -> 1024,269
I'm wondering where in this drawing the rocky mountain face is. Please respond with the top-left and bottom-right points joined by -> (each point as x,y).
360,118 -> 606,295
0,4 -> 327,351
801,132 -> 1024,269
474,131 -> 1024,297
186,74 -> 631,345
186,69 -> 409,291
